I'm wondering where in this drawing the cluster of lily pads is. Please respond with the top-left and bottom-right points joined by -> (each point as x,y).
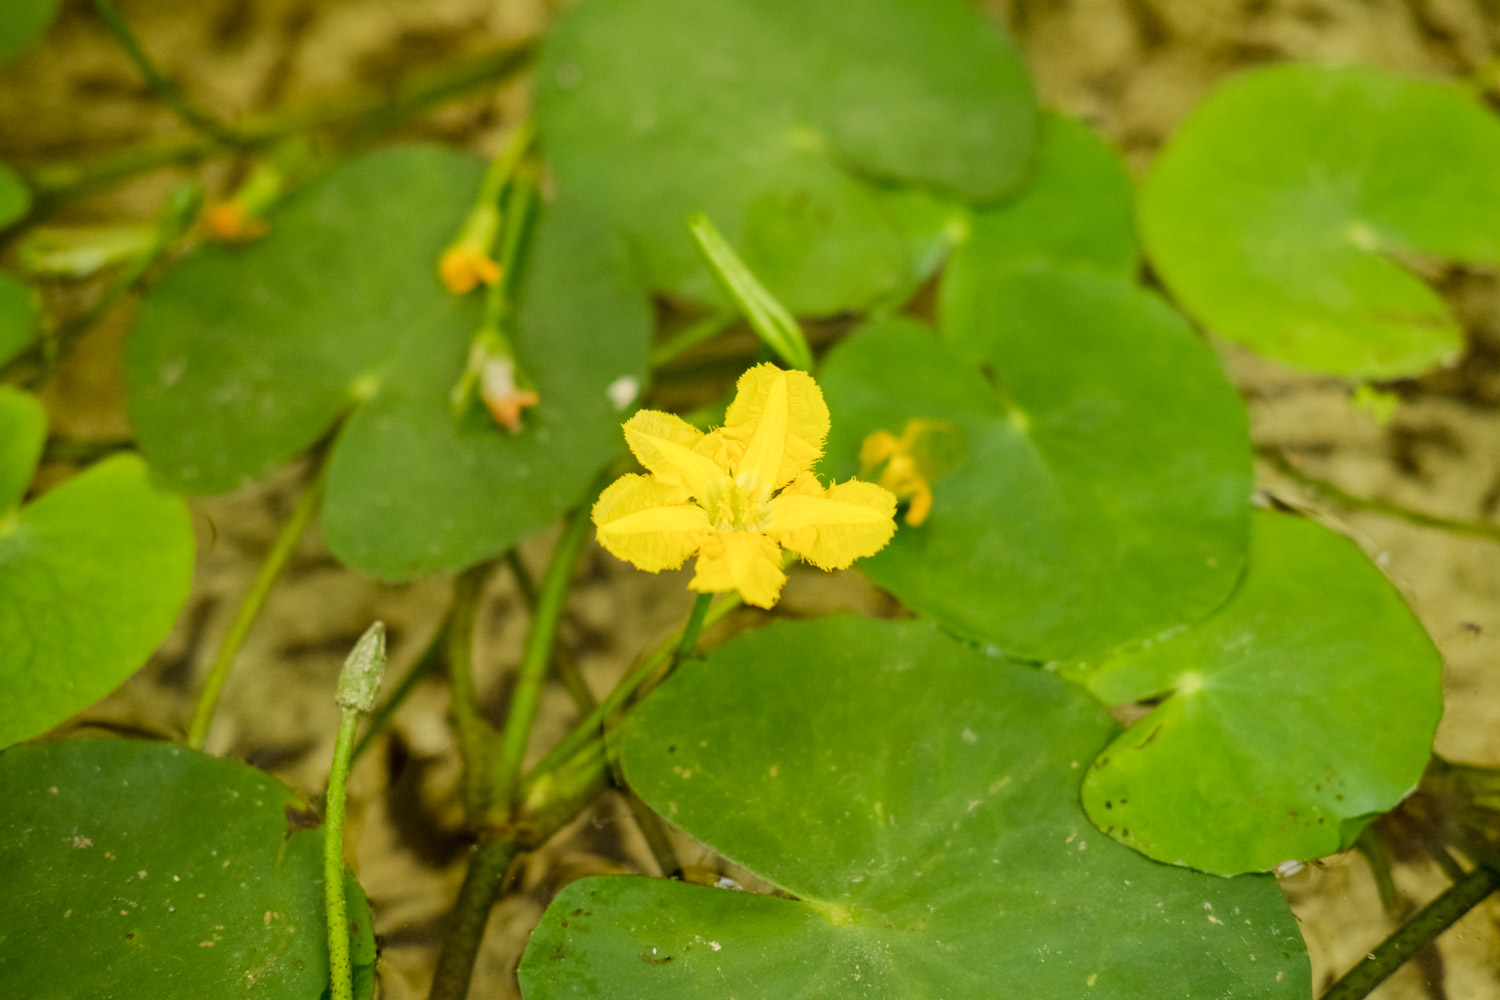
5,0 -> 1500,997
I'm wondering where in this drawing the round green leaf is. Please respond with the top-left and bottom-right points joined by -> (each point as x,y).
0,272 -> 41,367
820,268 -> 1251,660
536,0 -> 1036,314
1140,63 -> 1500,378
0,390 -> 194,749
1068,511 -> 1443,876
126,145 -> 651,579
0,0 -> 58,64
0,163 -> 32,229
0,738 -> 375,999
947,111 -> 1138,296
520,618 -> 1309,999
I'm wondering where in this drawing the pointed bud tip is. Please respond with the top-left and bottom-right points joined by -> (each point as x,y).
336,621 -> 388,713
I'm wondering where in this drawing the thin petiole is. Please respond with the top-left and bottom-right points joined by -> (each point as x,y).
186,456 -> 329,750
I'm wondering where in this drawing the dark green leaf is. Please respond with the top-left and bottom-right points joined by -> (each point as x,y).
0,739 -> 376,999
126,145 -> 651,578
536,0 -> 1036,313
520,618 -> 1309,999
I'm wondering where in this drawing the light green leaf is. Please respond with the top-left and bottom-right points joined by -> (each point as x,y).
1068,511 -> 1443,875
0,739 -> 375,1000
0,388 -> 194,749
820,267 -> 1251,660
520,617 -> 1309,999
536,0 -> 1036,314
126,145 -> 651,579
0,0 -> 58,64
1140,63 -> 1500,377
0,273 -> 40,367
0,163 -> 31,229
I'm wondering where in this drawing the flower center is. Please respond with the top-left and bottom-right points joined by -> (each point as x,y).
699,475 -> 772,533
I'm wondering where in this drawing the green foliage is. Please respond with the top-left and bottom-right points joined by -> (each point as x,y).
520,618 -> 1309,999
0,273 -> 38,367
536,0 -> 1036,313
0,163 -> 31,230
1064,511 -> 1444,875
0,738 -> 374,999
0,0 -> 58,64
1141,63 -> 1500,378
820,268 -> 1250,661
0,388 -> 194,749
126,145 -> 651,579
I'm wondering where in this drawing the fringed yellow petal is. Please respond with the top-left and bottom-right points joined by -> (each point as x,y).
592,474 -> 710,572
623,410 -> 727,499
736,367 -> 788,497
689,531 -> 787,609
722,364 -> 828,488
766,474 -> 897,570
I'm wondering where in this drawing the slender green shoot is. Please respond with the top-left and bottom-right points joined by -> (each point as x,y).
186,456 -> 329,749
490,501 -> 595,811
88,0 -> 240,144
687,213 -> 813,371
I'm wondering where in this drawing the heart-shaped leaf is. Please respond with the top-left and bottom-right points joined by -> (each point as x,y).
0,0 -> 58,63
0,272 -> 40,366
126,145 -> 651,579
1140,63 -> 1500,378
0,163 -> 30,229
519,617 -> 1309,999
0,388 -> 194,749
0,738 -> 375,999
1065,510 -> 1443,875
819,267 -> 1251,660
536,0 -> 1036,314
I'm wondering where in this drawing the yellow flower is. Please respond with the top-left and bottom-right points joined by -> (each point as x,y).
858,419 -> 962,527
439,246 -> 502,295
592,364 -> 898,609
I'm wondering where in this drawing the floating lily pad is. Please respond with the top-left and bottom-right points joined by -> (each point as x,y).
126,145 -> 650,579
1065,511 -> 1443,876
520,617 -> 1309,999
0,163 -> 30,229
0,0 -> 58,63
536,0 -> 1036,314
0,738 -> 375,999
1140,63 -> 1500,378
0,388 -> 194,749
819,267 -> 1251,660
0,273 -> 40,366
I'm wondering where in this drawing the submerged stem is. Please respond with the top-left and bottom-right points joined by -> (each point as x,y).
1321,865 -> 1500,1000
186,458 -> 328,750
448,564 -> 497,819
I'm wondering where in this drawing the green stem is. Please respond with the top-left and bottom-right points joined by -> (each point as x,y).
673,592 -> 714,666
88,0 -> 239,144
448,564 -> 498,819
649,312 -> 738,368
427,837 -> 521,1000
1321,865 -> 1500,1000
491,502 -> 594,811
1260,447 -> 1500,545
323,708 -> 361,1000
523,592 -> 740,794
186,457 -> 328,749
25,39 -> 535,207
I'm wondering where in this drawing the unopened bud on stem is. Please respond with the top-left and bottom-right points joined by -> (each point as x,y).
336,622 -> 388,714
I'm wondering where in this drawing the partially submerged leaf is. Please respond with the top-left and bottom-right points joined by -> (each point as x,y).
536,0 -> 1036,313
126,145 -> 651,578
1067,511 -> 1443,875
1140,63 -> 1500,377
0,388 -> 194,749
520,617 -> 1309,999
0,273 -> 40,367
821,267 -> 1251,660
0,739 -> 375,999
